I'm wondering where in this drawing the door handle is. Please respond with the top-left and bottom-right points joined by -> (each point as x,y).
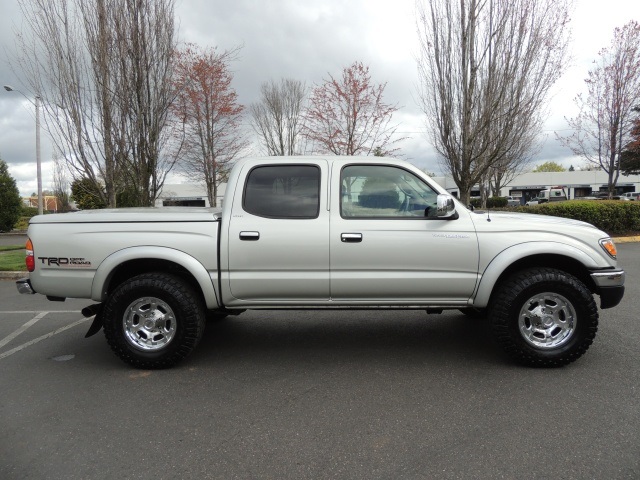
239,231 -> 260,241
341,233 -> 362,243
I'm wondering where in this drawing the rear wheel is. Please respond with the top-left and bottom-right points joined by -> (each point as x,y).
102,273 -> 205,369
489,268 -> 598,367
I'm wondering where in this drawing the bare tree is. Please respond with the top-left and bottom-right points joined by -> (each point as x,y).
250,79 -> 307,156
577,162 -> 602,172
479,127 -> 539,205
478,154 -> 532,206
303,61 -> 403,156
13,0 -> 177,207
558,21 -> 640,197
51,152 -> 71,212
110,0 -> 178,206
416,0 -> 571,205
172,44 -> 247,207
486,152 -> 534,196
482,130 -> 542,199
620,108 -> 640,176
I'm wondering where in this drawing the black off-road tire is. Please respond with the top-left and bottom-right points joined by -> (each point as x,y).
489,268 -> 598,367
102,273 -> 205,369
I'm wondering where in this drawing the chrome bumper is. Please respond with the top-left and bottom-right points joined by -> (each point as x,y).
590,270 -> 625,288
590,269 -> 625,309
16,278 -> 35,295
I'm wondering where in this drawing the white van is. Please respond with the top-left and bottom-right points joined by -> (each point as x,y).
539,186 -> 568,202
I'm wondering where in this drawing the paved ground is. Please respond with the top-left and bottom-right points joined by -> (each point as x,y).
0,233 -> 27,247
0,244 -> 638,479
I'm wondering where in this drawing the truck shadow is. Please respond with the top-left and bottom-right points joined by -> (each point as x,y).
192,310 -> 505,368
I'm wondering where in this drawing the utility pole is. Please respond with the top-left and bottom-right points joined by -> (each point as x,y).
3,85 -> 44,215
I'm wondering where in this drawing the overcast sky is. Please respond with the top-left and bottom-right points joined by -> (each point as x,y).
1,0 -> 639,196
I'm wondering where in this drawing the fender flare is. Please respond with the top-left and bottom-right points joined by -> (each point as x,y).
472,241 -> 600,308
91,246 -> 220,309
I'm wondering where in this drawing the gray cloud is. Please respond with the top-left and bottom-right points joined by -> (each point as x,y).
1,0 -> 639,196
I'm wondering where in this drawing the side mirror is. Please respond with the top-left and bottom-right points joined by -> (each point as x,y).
436,194 -> 457,218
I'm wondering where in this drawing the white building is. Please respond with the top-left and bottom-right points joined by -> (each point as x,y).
433,170 -> 640,205
155,183 -> 226,208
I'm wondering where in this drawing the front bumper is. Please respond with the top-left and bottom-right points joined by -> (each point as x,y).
16,278 -> 35,295
590,270 -> 625,309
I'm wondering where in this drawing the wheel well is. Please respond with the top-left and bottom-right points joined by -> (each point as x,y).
490,254 -> 596,298
105,259 -> 205,303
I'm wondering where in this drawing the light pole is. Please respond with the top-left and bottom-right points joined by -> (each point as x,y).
4,85 -> 43,215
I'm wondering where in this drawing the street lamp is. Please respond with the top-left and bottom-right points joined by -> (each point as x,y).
4,85 -> 43,215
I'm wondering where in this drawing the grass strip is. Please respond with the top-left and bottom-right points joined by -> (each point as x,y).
0,250 -> 27,271
0,245 -> 24,252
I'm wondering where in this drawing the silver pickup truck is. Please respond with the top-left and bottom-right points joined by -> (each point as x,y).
16,156 -> 625,368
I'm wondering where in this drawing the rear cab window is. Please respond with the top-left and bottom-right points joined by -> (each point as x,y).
243,165 -> 321,219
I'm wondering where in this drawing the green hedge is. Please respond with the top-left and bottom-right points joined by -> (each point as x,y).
512,201 -> 640,234
21,206 -> 38,217
10,206 -> 41,232
487,197 -> 508,208
13,217 -> 30,231
470,197 -> 508,208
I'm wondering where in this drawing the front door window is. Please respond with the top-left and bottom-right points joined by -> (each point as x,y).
341,165 -> 439,218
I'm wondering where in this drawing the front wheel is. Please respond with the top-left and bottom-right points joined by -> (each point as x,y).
102,273 -> 205,369
489,268 -> 598,367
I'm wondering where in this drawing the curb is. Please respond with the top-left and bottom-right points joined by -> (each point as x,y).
612,236 -> 640,244
0,272 -> 26,280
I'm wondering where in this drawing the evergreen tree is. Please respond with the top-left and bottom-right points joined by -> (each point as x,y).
70,178 -> 107,210
0,159 -> 23,232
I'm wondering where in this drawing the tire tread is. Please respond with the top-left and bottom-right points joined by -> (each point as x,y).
489,267 -> 598,367
102,273 -> 205,369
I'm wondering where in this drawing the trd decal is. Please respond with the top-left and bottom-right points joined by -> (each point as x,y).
38,257 -> 92,267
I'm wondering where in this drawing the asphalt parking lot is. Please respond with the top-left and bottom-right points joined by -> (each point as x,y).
0,244 -> 638,479
0,233 -> 26,247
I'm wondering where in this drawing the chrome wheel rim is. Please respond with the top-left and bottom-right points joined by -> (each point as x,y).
518,292 -> 576,349
123,297 -> 176,351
